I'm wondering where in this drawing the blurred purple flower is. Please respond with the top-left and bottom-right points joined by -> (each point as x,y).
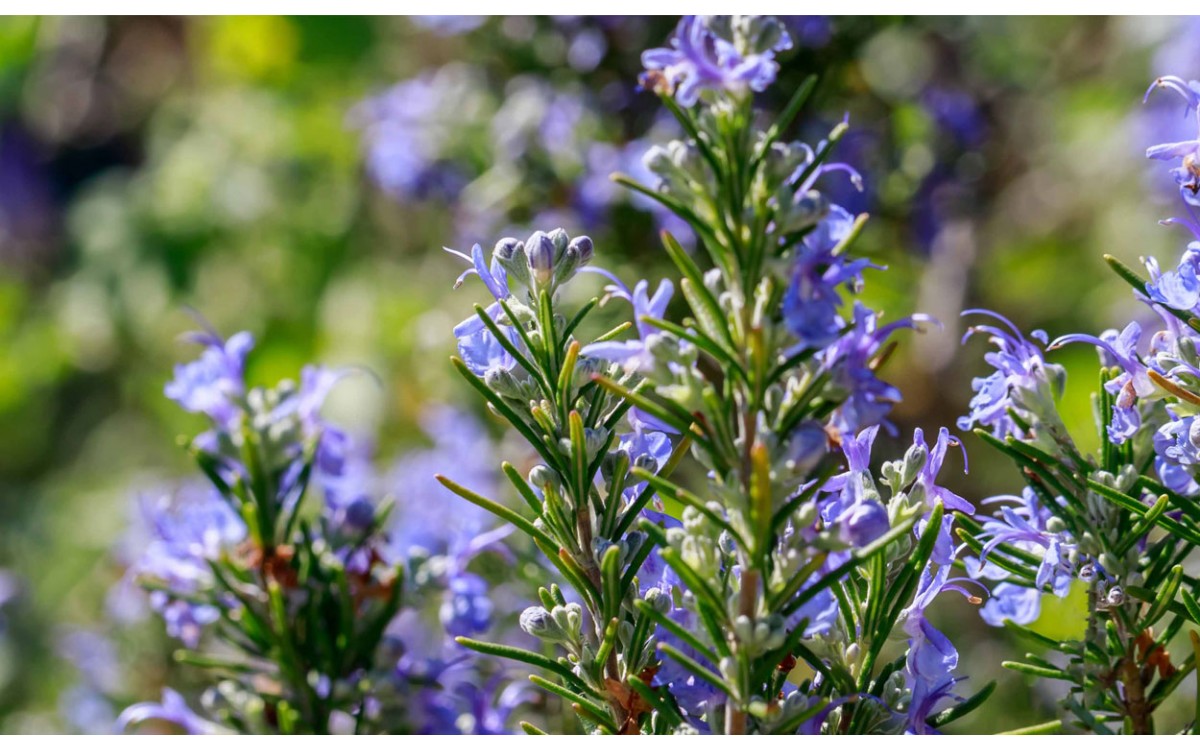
921,87 -> 987,148
980,582 -> 1041,627
117,688 -> 222,734
164,329 -> 253,427
125,484 -> 245,647
349,72 -> 469,202
410,16 -> 485,36
641,15 -> 793,106
1143,76 -> 1200,208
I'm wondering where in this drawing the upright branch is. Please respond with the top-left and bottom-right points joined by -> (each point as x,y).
959,73 -> 1200,736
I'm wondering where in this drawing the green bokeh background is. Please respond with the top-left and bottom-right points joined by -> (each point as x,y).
0,15 -> 1196,733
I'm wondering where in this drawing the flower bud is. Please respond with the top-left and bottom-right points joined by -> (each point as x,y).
493,237 -> 530,290
519,603 -> 582,645
643,145 -> 672,178
1189,417 -> 1200,450
1180,335 -> 1198,365
643,587 -> 673,614
1105,586 -> 1125,607
519,606 -> 562,641
1078,563 -> 1097,583
901,442 -> 928,487
547,227 -> 570,255
842,500 -> 890,547
342,498 -> 376,532
526,231 -> 556,286
1098,552 -> 1121,576
493,237 -> 521,262
528,464 -> 558,489
484,367 -> 523,398
567,235 -> 593,267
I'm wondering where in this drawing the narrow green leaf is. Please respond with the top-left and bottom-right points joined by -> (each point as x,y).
1088,479 -> 1200,546
631,467 -> 745,548
592,375 -> 704,445
520,722 -> 548,735
658,642 -> 730,696
1103,254 -> 1148,292
754,74 -> 818,162
660,230 -> 733,347
1002,660 -> 1072,680
777,513 -> 918,616
476,302 -> 552,398
451,356 -> 560,470
1138,564 -> 1184,631
999,719 -> 1064,735
502,461 -> 545,517
436,474 -> 556,550
528,675 -> 615,732
456,637 -> 589,690
612,434 -> 693,539
633,599 -> 720,666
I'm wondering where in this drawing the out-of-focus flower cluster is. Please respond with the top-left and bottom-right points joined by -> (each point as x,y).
74,325 -> 536,734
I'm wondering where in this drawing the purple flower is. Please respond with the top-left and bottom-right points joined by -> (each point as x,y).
822,303 -> 928,434
1157,454 -> 1200,496
783,205 -> 882,350
1146,243 -> 1200,313
912,427 -> 973,516
819,425 -> 891,547
903,566 -> 959,684
164,329 -> 253,426
579,276 -> 675,374
905,675 -> 962,736
979,582 -> 1041,627
616,425 -> 674,505
652,598 -> 723,718
1154,412 -> 1200,470
900,564 -> 975,734
959,310 -> 1059,440
117,688 -> 222,734
349,71 -> 471,202
446,243 -> 518,377
1051,322 -> 1153,445
976,489 -> 1075,598
641,16 -> 793,106
439,573 -> 494,637
1144,76 -> 1200,207
125,484 -> 245,647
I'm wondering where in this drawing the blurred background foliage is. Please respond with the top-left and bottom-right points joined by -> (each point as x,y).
0,14 -> 1198,733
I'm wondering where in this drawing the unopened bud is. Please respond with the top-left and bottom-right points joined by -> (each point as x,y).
567,235 -> 594,266
1106,586 -> 1125,607
527,231 -> 556,285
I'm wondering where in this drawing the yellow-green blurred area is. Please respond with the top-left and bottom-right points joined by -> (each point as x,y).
0,15 -> 1197,733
